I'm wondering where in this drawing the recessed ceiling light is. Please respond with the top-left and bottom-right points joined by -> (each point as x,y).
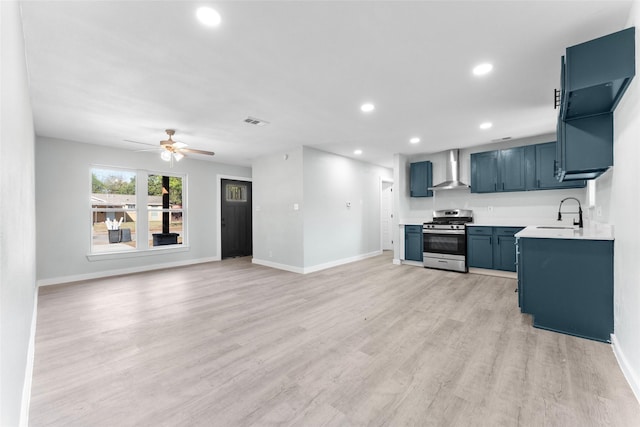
360,103 -> 375,113
409,137 -> 420,144
354,149 -> 363,155
479,122 -> 493,130
473,63 -> 493,76
196,7 -> 221,27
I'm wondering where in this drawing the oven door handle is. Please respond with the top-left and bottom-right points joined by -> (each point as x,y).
422,229 -> 466,235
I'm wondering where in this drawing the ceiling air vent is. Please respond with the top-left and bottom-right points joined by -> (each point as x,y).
491,136 -> 512,143
244,116 -> 269,126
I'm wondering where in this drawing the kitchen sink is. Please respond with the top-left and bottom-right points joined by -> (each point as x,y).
536,226 -> 576,229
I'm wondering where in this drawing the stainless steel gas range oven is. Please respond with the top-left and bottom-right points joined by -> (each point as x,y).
422,209 -> 473,273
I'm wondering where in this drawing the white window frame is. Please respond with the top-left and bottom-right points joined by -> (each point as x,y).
87,166 -> 188,261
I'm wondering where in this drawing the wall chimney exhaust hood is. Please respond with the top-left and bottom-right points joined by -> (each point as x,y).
429,149 -> 470,191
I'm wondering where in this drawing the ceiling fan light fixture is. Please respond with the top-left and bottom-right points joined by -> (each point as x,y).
161,150 -> 172,161
173,152 -> 184,162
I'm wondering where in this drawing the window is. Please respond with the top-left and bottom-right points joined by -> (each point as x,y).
90,167 -> 186,254
91,168 -> 137,253
148,174 -> 184,247
226,182 -> 247,202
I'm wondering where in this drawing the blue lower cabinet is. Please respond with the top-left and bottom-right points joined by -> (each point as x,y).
404,225 -> 423,262
467,227 -> 493,269
467,226 -> 523,272
519,237 -> 613,342
493,228 -> 523,272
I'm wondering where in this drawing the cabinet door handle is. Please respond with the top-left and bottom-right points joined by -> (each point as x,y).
494,183 -> 497,191
502,182 -> 505,190
537,179 -> 540,187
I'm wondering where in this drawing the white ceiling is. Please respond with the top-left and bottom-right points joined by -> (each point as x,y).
20,0 -> 633,168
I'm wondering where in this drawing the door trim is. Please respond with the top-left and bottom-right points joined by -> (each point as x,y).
379,178 -> 394,251
217,174 -> 253,260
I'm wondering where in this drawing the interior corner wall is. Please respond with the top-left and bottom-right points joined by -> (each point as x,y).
35,137 -> 251,283
302,147 -> 393,269
251,147 -> 304,269
597,0 -> 640,400
0,2 -> 38,426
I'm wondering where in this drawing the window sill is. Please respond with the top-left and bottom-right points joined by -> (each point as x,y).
86,245 -> 190,261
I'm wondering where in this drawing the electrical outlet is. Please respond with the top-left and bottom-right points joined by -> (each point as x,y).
596,206 -> 603,217
269,250 -> 273,258
488,206 -> 494,213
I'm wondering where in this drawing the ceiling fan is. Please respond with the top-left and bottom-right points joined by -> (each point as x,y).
128,129 -> 215,166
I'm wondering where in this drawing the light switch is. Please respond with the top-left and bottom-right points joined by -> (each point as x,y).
293,203 -> 299,211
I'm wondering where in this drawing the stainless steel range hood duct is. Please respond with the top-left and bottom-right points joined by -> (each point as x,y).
429,149 -> 470,191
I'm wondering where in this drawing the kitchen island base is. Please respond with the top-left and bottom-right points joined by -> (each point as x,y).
518,236 -> 613,343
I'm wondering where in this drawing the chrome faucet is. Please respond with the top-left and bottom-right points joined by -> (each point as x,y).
557,197 -> 583,228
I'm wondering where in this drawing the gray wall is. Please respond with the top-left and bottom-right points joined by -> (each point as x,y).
252,147 -> 305,268
595,1 -> 640,400
303,147 -> 392,267
35,137 -> 251,283
252,146 -> 392,272
1,2 -> 38,425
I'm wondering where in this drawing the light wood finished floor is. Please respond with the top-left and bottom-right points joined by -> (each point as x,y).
30,253 -> 640,426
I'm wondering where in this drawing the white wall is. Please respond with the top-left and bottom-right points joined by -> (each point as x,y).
302,147 -> 393,268
252,146 -> 392,272
252,147 -> 305,269
0,2 -> 38,425
35,137 -> 251,284
596,0 -> 640,401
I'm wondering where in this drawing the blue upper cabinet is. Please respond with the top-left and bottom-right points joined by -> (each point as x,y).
536,142 -> 586,189
471,144 -> 577,193
556,27 -> 635,181
409,161 -> 433,197
470,151 -> 498,193
557,113 -> 613,181
499,146 -> 526,192
562,27 -> 635,120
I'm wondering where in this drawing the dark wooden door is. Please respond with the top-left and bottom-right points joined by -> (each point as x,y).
221,179 -> 252,259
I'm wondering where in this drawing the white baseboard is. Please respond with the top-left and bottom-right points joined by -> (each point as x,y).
253,250 -> 383,275
468,267 -> 517,279
20,290 -> 38,427
611,334 -> 640,404
37,256 -> 220,287
401,260 -> 423,267
251,258 -> 305,274
302,250 -> 382,274
392,258 -> 402,265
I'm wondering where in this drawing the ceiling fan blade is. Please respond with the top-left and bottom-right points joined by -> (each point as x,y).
124,139 -> 157,147
172,141 -> 188,149
135,148 -> 162,152
180,148 -> 215,156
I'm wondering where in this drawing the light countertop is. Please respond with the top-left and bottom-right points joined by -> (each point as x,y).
515,224 -> 614,240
